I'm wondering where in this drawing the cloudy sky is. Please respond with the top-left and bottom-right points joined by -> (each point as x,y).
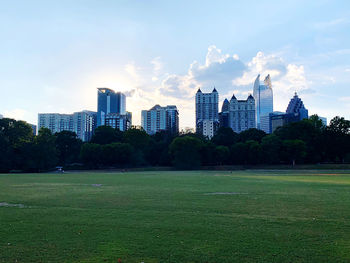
1,0 -> 349,128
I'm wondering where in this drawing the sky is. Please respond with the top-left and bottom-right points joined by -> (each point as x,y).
0,0 -> 349,128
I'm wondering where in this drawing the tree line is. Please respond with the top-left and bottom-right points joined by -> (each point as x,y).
0,115 -> 349,172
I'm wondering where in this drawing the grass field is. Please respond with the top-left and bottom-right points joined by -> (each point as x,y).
1,170 -> 350,262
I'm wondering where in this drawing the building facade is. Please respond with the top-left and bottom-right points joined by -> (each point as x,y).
269,93 -> 309,133
97,88 -> 126,126
227,94 -> 256,133
105,112 -> 132,131
72,111 -> 97,142
38,111 -> 97,141
219,99 -> 230,128
141,105 -> 179,135
195,88 -> 219,138
253,74 -> 273,129
286,92 -> 308,120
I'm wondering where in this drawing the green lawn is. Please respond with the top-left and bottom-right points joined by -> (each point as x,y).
1,170 -> 350,262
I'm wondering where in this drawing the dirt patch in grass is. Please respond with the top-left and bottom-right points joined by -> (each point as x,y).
204,192 -> 248,195
0,202 -> 26,208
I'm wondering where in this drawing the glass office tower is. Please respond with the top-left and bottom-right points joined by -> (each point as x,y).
97,88 -> 126,126
253,74 -> 273,129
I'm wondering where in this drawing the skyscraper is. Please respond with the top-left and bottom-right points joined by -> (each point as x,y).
97,88 -> 126,126
38,113 -> 73,134
141,105 -> 179,135
72,111 -> 97,142
105,112 -> 132,131
38,111 -> 97,141
195,88 -> 219,138
270,92 -> 309,133
286,92 -> 308,120
227,94 -> 256,133
219,98 -> 230,128
253,74 -> 273,129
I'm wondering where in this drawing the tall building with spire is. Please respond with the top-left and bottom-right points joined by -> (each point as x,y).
253,74 -> 273,129
269,92 -> 309,133
195,88 -> 219,138
286,92 -> 308,120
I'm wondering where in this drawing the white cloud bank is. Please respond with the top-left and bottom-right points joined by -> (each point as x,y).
128,45 -> 312,128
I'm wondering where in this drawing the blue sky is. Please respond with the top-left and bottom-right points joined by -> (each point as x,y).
0,0 -> 349,128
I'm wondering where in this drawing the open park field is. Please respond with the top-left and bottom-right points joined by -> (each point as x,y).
1,170 -> 350,262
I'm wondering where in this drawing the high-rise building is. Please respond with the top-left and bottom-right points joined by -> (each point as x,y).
72,111 -> 97,142
30,124 -> 37,136
97,88 -> 126,126
269,93 -> 309,133
0,114 -> 3,119
253,74 -> 273,129
227,94 -> 256,133
219,99 -> 230,128
141,105 -> 179,135
286,92 -> 308,120
195,88 -> 219,138
38,113 -> 73,134
38,111 -> 97,141
260,111 -> 285,134
319,116 -> 327,126
105,112 -> 132,131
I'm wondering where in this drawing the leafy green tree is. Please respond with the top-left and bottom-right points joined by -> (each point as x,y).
80,143 -> 102,168
211,127 -> 238,147
215,145 -> 230,165
261,134 -> 282,164
101,143 -> 133,166
0,133 -> 12,172
275,119 -> 323,163
33,128 -> 58,171
91,126 -> 121,145
324,116 -> 350,162
328,116 -> 350,134
238,128 -> 266,143
230,142 -> 249,164
169,136 -> 203,169
245,140 -> 263,164
55,131 -> 82,165
281,139 -> 306,166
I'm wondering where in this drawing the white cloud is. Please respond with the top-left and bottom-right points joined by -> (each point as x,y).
120,46 -> 312,127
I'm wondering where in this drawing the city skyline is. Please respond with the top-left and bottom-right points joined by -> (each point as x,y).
1,1 -> 350,128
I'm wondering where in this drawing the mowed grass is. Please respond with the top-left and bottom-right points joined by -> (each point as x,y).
1,170 -> 350,262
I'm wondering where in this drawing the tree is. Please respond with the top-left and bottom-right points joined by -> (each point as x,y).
281,139 -> 306,166
0,133 -> 11,172
238,128 -> 266,143
80,143 -> 102,168
215,146 -> 230,165
169,136 -> 203,169
245,140 -> 262,164
55,131 -> 82,165
328,116 -> 350,135
101,143 -> 133,166
33,128 -> 58,171
230,142 -> 249,164
274,119 -> 323,163
91,126 -> 121,145
211,127 -> 238,147
261,134 -> 282,164
324,116 -> 350,162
